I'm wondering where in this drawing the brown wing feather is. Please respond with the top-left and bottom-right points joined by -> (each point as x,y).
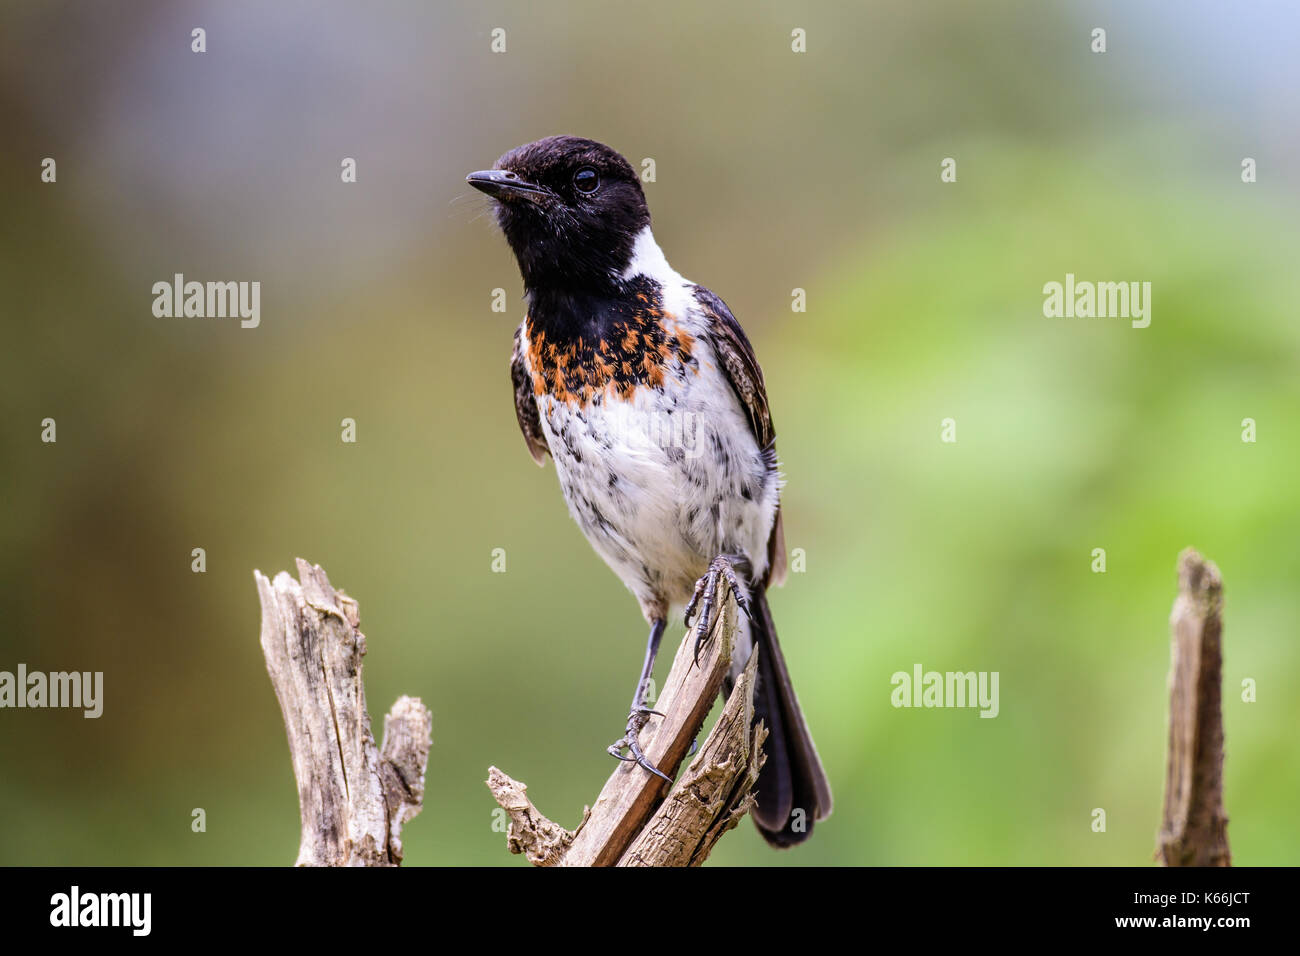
693,286 -> 787,587
511,323 -> 549,467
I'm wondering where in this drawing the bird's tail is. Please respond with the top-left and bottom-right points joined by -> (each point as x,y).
736,588 -> 832,847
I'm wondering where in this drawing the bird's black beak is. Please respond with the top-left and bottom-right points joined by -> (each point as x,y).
465,169 -> 549,202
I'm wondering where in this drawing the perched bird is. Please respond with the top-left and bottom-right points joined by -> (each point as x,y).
467,135 -> 831,846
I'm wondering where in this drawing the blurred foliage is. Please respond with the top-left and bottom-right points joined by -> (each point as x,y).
1,1 -> 1297,865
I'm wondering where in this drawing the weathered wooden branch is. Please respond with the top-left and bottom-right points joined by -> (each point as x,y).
620,648 -> 766,867
487,586 -> 766,866
256,559 -> 432,866
1157,548 -> 1230,867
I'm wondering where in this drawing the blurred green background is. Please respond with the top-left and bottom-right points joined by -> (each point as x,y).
2,0 -> 1297,866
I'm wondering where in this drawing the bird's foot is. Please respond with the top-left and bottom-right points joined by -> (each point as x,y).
683,554 -> 753,666
607,709 -> 672,784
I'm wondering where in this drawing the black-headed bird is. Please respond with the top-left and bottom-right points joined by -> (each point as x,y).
468,135 -> 831,846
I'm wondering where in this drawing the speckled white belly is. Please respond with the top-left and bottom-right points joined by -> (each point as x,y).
536,334 -> 778,619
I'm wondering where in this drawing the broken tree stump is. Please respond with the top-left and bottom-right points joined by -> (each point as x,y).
256,558 -> 432,866
1157,548 -> 1230,867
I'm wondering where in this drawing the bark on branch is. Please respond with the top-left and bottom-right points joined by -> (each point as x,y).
487,586 -> 766,866
1157,548 -> 1230,867
256,558 -> 432,866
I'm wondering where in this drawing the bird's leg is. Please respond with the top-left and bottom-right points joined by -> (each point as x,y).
607,617 -> 673,784
683,554 -> 753,666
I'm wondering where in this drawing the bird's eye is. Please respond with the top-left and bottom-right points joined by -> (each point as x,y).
573,167 -> 599,194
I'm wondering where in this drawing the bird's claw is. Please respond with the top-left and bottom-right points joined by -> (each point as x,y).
607,709 -> 673,784
683,555 -> 752,666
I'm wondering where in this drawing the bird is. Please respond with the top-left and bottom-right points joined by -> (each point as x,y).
467,135 -> 831,847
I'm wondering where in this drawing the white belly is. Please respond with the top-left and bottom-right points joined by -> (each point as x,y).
537,347 -> 778,617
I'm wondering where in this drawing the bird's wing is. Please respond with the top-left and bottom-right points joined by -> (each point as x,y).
693,285 -> 787,587
511,323 -> 550,467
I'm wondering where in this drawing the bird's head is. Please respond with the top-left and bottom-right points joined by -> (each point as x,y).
467,135 -> 650,292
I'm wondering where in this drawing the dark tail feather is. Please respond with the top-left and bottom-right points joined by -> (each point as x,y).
746,589 -> 832,847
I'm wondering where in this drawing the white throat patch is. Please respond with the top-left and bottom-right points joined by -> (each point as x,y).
621,226 -> 694,320
622,227 -> 684,284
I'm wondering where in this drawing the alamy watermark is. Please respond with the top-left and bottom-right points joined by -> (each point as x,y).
50,886 -> 150,936
596,404 -> 708,460
0,664 -> 102,718
1043,273 -> 1151,328
891,664 -> 999,718
152,274 -> 260,328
